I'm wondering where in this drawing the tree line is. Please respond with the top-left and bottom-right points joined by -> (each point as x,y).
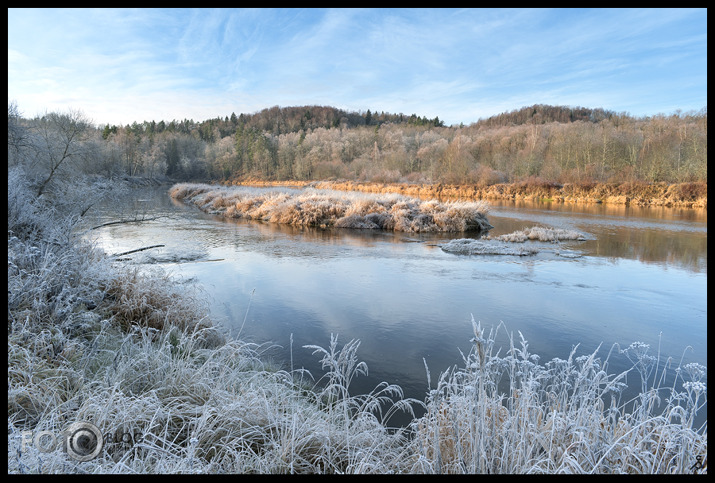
8,102 -> 707,192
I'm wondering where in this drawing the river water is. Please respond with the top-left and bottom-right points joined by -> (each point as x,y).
87,184 -> 707,426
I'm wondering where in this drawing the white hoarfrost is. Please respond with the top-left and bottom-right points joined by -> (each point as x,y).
440,238 -> 538,256
440,225 -> 589,257
490,226 -> 587,243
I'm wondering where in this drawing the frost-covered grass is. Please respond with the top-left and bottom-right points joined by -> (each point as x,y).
440,226 -> 587,256
9,171 -> 418,474
408,319 -> 707,474
9,323 -> 416,473
9,172 -> 706,474
489,226 -> 587,243
169,183 -> 493,233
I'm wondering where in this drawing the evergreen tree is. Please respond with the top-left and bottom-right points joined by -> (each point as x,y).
165,138 -> 181,176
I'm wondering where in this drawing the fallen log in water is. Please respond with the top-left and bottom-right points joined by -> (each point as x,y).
111,244 -> 165,258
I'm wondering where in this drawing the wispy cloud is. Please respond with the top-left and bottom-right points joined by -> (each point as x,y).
8,8 -> 707,126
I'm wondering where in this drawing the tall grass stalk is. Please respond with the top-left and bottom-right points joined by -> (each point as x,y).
408,316 -> 707,474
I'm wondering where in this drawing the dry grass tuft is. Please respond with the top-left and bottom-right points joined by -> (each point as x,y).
490,226 -> 587,243
101,267 -> 219,342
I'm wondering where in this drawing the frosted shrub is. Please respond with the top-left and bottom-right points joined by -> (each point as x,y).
7,166 -> 75,244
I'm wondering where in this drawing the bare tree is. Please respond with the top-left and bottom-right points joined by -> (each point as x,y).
8,101 -> 30,165
29,108 -> 91,197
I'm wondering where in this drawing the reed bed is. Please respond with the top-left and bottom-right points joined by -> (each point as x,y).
169,183 -> 493,234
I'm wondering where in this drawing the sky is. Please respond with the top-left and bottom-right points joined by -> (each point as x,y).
7,8 -> 707,127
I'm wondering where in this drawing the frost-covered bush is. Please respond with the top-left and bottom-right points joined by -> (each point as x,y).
8,166 -> 59,242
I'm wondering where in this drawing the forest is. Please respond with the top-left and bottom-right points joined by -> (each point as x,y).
9,102 -> 707,197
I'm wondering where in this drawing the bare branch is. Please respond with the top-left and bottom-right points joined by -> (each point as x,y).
88,215 -> 168,231
111,244 -> 165,257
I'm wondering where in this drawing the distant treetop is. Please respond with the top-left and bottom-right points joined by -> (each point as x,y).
474,104 -> 616,128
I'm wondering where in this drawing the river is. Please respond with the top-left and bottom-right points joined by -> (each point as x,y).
86,184 -> 707,427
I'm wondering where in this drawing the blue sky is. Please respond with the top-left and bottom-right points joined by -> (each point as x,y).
8,8 -> 707,127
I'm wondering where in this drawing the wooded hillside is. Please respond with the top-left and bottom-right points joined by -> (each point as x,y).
9,102 -> 707,196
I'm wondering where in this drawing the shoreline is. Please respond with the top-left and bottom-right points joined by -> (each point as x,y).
220,178 -> 707,209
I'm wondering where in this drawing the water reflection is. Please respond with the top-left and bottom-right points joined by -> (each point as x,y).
486,200 -> 707,273
483,198 -> 707,225
579,226 -> 707,272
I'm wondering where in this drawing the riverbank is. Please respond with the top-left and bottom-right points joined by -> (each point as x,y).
223,178 -> 707,209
